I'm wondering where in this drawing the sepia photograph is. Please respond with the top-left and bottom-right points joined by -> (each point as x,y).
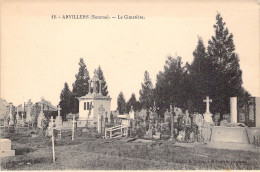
1,0 -> 260,170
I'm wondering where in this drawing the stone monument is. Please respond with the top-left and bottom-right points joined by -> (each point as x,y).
77,73 -> 111,132
0,139 -> 15,157
230,97 -> 237,123
55,105 -> 62,128
7,103 -> 14,126
203,96 -> 214,124
26,100 -> 33,124
37,98 -> 45,128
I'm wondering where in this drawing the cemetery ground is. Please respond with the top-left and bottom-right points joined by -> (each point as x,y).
1,128 -> 260,170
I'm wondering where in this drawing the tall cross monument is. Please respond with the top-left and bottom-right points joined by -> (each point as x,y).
203,96 -> 214,124
203,96 -> 212,113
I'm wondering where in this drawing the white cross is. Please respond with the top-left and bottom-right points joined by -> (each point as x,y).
203,96 -> 212,113
57,105 -> 62,116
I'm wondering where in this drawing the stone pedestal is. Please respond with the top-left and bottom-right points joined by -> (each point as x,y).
203,112 -> 214,124
55,116 -> 62,128
230,97 -> 237,123
0,139 -> 15,157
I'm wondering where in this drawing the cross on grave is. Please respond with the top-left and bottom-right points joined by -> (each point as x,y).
203,96 -> 212,113
57,105 -> 62,117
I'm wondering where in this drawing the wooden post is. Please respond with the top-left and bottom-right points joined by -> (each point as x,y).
110,130 -> 112,138
51,116 -> 55,163
72,114 -> 75,141
105,129 -> 107,138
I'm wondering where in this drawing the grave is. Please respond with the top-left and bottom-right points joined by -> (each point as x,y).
55,105 -> 63,128
201,96 -> 214,142
26,100 -> 33,125
77,74 -> 111,133
208,97 -> 258,151
7,103 -> 14,126
207,126 -> 256,151
203,96 -> 214,124
0,139 -> 15,157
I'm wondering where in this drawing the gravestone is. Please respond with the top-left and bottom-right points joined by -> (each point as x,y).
193,113 -> 204,141
37,98 -> 46,129
214,113 -> 220,126
26,102 -> 32,124
230,97 -> 238,123
55,106 -> 62,128
0,139 -> 15,157
7,103 -> 14,126
203,96 -> 214,124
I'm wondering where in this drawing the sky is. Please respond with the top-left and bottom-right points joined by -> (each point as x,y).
1,0 -> 259,110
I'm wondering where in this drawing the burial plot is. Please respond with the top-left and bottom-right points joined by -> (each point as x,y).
0,139 -> 15,157
208,97 -> 258,151
207,126 -> 255,151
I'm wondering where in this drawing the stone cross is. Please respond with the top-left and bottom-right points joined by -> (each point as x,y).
57,105 -> 62,117
203,96 -> 212,113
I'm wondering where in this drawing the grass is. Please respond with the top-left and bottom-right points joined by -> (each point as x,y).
1,128 -> 260,170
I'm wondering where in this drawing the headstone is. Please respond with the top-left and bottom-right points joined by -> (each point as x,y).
55,105 -> 62,128
214,113 -> 221,126
193,113 -> 204,141
7,103 -> 14,126
26,101 -> 33,124
230,97 -> 237,123
0,139 -> 15,157
37,98 -> 45,129
203,96 -> 214,124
